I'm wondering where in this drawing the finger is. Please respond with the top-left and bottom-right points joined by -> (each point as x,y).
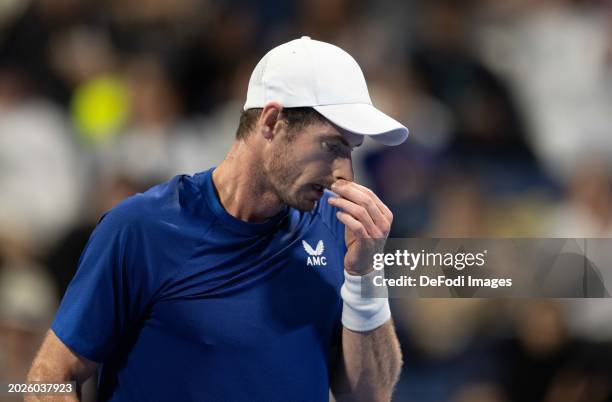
341,180 -> 393,221
328,196 -> 382,237
336,211 -> 369,238
331,181 -> 389,231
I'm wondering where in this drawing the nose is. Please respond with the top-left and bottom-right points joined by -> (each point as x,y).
333,155 -> 354,182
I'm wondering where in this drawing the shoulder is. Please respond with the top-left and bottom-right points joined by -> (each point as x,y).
97,173 -> 212,242
101,176 -> 178,226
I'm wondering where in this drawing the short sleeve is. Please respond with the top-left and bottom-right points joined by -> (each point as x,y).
51,205 -> 158,363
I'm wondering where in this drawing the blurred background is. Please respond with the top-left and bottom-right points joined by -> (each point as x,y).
1,0 -> 612,401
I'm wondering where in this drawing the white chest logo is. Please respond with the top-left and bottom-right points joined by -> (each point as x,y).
302,240 -> 327,266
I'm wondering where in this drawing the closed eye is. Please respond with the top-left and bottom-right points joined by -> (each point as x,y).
321,140 -> 351,158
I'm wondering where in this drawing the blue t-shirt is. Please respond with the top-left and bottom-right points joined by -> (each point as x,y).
51,168 -> 346,402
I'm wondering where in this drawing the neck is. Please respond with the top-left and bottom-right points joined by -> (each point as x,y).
212,140 -> 285,223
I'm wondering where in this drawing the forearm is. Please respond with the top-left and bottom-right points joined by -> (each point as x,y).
25,330 -> 96,402
25,363 -> 81,402
332,320 -> 403,402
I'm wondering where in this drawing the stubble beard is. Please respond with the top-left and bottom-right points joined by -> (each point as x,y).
262,146 -> 316,212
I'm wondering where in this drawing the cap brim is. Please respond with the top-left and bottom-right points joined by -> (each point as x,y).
313,103 -> 409,146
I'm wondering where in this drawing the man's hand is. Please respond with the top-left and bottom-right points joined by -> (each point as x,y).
327,179 -> 392,276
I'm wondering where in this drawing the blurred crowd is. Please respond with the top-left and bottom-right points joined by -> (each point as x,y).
2,0 -> 612,401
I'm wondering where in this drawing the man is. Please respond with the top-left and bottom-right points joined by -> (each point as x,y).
28,36 -> 408,401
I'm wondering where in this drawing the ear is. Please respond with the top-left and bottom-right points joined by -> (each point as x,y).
258,102 -> 284,140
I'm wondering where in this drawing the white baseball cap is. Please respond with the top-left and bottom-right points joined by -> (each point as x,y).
244,36 -> 409,146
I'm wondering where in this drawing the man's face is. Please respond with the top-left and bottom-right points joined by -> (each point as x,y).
262,121 -> 363,211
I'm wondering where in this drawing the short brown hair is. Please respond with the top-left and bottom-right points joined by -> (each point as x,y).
235,107 -> 327,140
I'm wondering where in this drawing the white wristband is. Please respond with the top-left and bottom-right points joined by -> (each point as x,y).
340,270 -> 391,332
